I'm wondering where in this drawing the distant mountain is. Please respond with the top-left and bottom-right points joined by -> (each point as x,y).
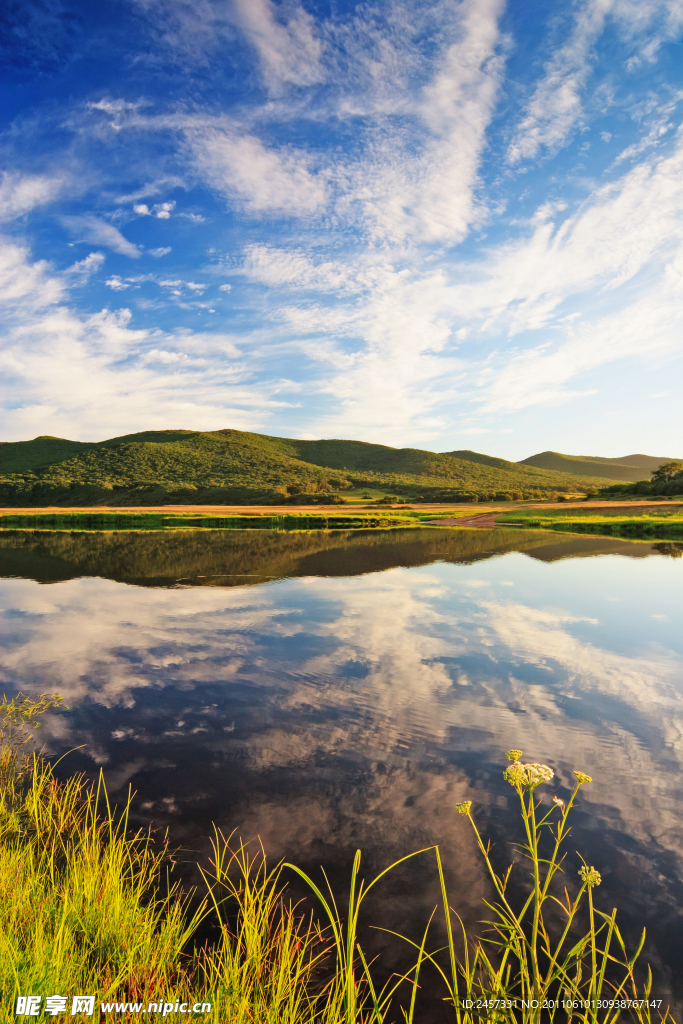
0,428 -> 625,506
444,449 -> 517,470
518,451 -> 676,483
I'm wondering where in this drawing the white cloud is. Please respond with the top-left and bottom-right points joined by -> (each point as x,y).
89,98 -> 144,116
251,122 -> 683,437
153,201 -> 176,218
0,237 -> 65,309
90,104 -> 329,221
85,0 -> 504,245
61,216 -> 142,258
0,300 -> 281,445
149,246 -> 172,257
5,0 -> 683,450
611,94 -> 681,166
0,172 -> 63,222
105,275 -> 130,291
186,126 -> 327,216
65,251 -> 106,283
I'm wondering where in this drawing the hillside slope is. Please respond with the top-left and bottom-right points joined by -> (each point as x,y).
0,428 -> 635,506
519,450 -> 676,482
0,436 -> 94,473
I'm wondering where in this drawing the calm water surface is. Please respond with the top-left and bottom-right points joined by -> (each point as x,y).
1,527 -> 683,1007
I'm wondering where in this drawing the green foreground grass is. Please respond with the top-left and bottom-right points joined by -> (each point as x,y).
495,507 -> 683,543
0,695 -> 674,1023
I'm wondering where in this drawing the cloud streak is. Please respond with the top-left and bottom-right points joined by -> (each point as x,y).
507,0 -> 683,165
61,216 -> 142,258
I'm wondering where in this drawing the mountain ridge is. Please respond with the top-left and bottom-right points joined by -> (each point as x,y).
519,450 -> 676,482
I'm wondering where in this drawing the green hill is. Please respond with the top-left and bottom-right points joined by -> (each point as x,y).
0,435 -> 94,473
519,450 -> 677,482
0,428 -> 648,507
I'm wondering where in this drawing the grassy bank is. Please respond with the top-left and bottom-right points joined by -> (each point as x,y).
0,507 -> 494,532
0,510 -> 439,532
0,694 -> 674,1023
496,508 -> 683,542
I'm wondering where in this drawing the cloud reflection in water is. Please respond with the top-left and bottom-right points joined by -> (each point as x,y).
1,529 -> 683,999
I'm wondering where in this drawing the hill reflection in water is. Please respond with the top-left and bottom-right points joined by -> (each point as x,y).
1,527 -> 682,1007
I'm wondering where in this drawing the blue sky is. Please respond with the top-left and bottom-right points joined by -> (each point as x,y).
1,0 -> 682,458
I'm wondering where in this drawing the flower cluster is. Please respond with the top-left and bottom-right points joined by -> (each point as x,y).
573,771 -> 593,785
455,801 -> 472,815
505,749 -> 523,762
579,865 -> 601,888
504,761 -> 554,789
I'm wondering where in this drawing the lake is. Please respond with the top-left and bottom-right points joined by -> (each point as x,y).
1,526 -> 682,1011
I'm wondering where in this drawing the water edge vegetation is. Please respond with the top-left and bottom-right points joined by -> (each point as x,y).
0,694 -> 675,1023
495,507 -> 683,544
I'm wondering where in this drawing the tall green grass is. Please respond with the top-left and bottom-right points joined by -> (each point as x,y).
0,696 -> 675,1022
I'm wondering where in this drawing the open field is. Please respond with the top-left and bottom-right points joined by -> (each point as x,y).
494,503 -> 683,542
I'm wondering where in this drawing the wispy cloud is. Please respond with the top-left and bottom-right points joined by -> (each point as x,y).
0,172 -> 63,222
477,282 -> 683,413
507,0 -> 683,165
231,0 -> 324,93
132,0 -> 324,93
0,237 -> 66,309
65,251 -> 106,283
506,0 -> 612,164
242,245 -> 355,292
186,126 -> 327,216
115,178 -> 185,203
0,242 -> 292,441
61,216 -> 142,258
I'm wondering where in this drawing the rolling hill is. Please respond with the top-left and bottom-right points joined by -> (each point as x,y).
0,429 -> 670,507
519,451 -> 677,482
